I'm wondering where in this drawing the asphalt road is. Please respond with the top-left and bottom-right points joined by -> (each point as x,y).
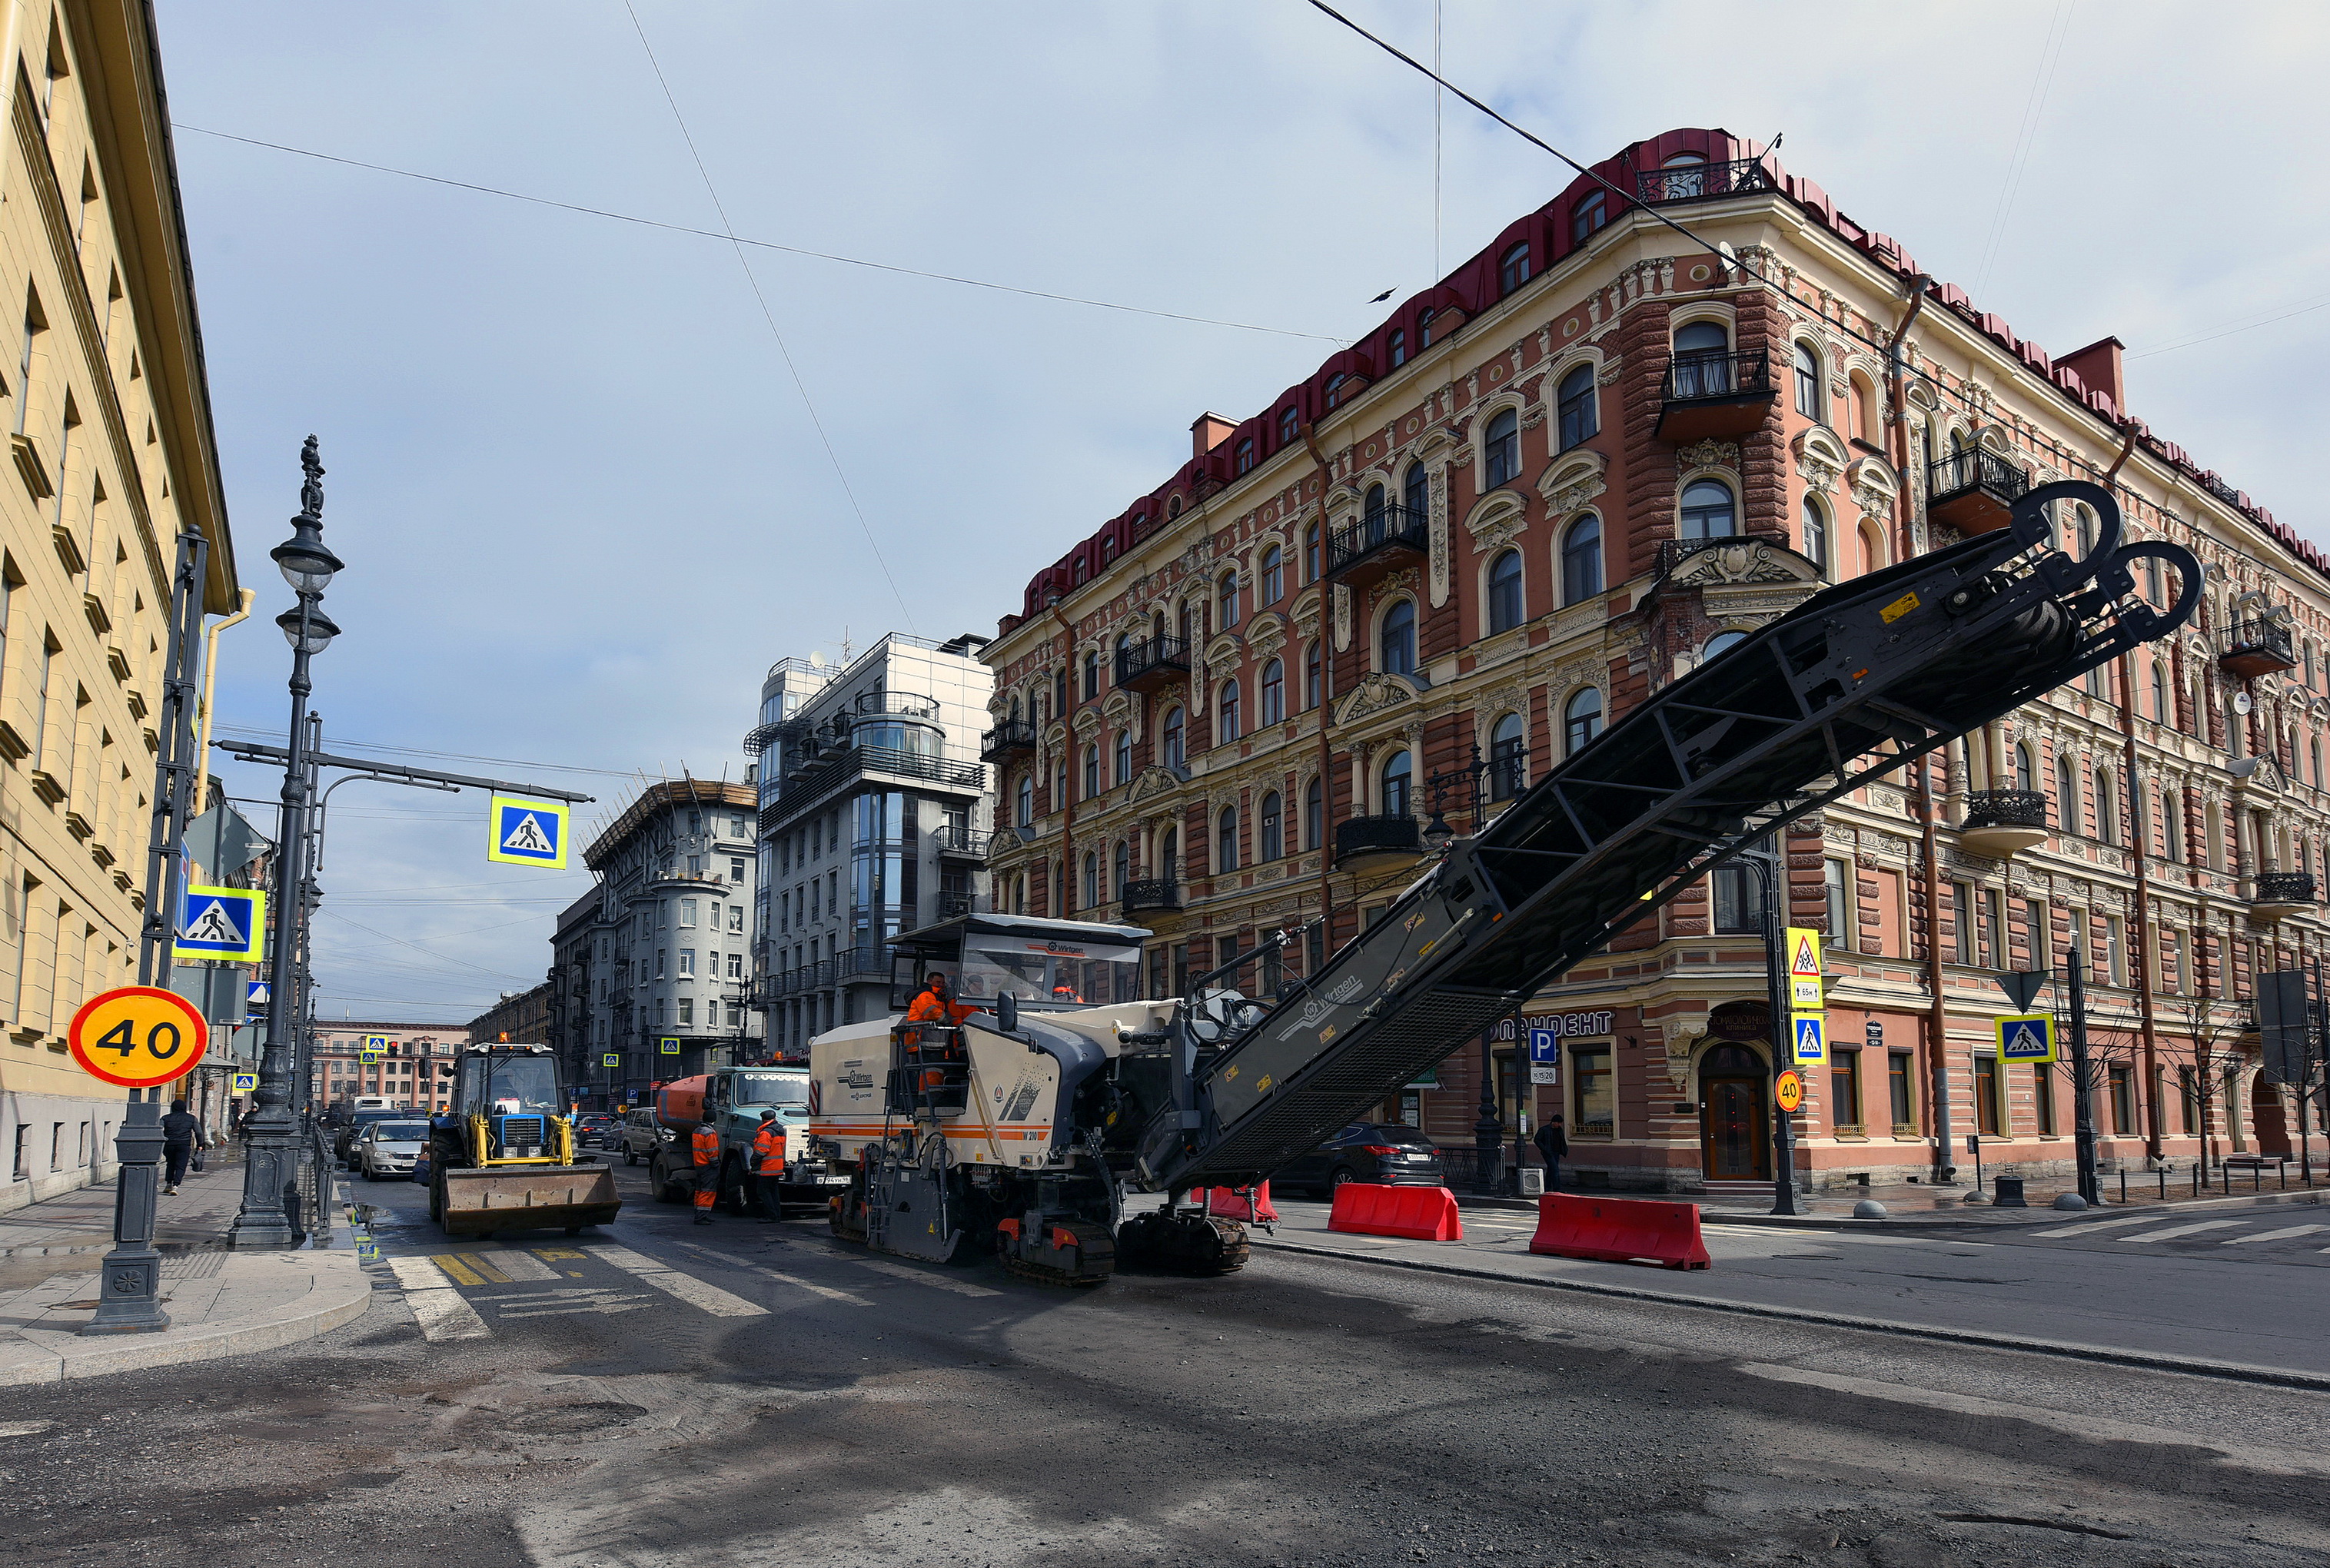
1,1157 -> 2325,1568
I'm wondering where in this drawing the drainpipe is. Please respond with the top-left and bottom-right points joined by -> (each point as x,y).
1049,603 -> 1075,919
1298,424 -> 1341,955
195,590 -> 258,809
2104,417 -> 2155,1157
1884,274 -> 1932,569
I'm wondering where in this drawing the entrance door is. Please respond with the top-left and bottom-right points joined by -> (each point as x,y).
2252,1081 -> 2293,1157
1698,1043 -> 1771,1181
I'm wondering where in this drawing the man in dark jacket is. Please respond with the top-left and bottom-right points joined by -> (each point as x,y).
160,1100 -> 200,1194
1533,1114 -> 1567,1193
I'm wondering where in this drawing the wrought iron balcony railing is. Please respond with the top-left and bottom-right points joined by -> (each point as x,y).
1115,634 -> 1192,693
762,744 -> 986,829
1654,528 -> 1790,580
1122,877 -> 1182,913
1634,156 -> 1774,205
2254,872 -> 2316,907
1662,348 -> 1772,404
1335,813 -> 1424,863
1924,449 -> 2032,537
933,824 -> 992,858
979,719 -> 1038,763
2220,619 -> 2297,679
1326,503 -> 1430,579
1962,789 -> 2048,832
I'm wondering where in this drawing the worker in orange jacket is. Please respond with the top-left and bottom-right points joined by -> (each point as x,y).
750,1109 -> 786,1221
906,972 -> 977,1026
690,1118 -> 721,1224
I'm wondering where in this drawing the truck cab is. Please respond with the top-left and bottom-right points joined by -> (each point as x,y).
646,1064 -> 842,1212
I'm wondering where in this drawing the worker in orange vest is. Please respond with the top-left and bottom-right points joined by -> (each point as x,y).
906,972 -> 977,1026
750,1109 -> 786,1220
690,1117 -> 721,1225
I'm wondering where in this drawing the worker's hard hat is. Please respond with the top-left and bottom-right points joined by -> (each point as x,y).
759,1108 -> 776,1120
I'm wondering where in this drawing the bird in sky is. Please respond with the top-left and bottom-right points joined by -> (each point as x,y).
1368,287 -> 1395,302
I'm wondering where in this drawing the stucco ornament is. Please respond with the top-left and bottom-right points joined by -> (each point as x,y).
1661,1015 -> 1709,1089
1333,670 -> 1418,726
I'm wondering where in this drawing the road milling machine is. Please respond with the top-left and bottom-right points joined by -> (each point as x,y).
809,483 -> 2197,1284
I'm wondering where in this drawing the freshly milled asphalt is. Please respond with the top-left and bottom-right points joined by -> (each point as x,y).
2,1159 -> 2324,1568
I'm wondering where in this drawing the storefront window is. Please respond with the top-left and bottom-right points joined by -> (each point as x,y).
1572,1046 -> 1613,1134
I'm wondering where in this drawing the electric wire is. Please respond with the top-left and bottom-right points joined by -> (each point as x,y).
1969,0 -> 2076,299
315,905 -> 546,982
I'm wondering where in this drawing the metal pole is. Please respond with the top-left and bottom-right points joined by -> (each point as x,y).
85,530 -> 206,1334
2069,943 -> 2099,1204
1473,1027 -> 1501,1196
1759,849 -> 1799,1216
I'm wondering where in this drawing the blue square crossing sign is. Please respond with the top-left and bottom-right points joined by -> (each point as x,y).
1996,1013 -> 2057,1063
175,885 -> 265,963
488,794 -> 568,869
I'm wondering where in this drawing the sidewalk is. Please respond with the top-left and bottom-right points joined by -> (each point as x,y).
0,1147 -> 372,1385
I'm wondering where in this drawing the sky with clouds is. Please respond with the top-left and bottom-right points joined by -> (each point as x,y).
152,0 -> 2329,1025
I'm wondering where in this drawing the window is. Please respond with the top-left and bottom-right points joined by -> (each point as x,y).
1557,365 -> 1597,451
1419,307 -> 1436,348
1402,460 -> 1429,522
1381,750 -> 1413,816
2178,1067 -> 2197,1135
1564,688 -> 1604,753
1388,327 -> 1407,368
1498,241 -> 1531,294
1260,658 -> 1285,726
1887,1052 -> 1914,1131
1279,407 -> 1299,445
1303,776 -> 1323,849
2151,661 -> 2169,724
1259,791 -> 1283,861
1572,1046 -> 1613,1134
1235,437 -> 1255,476
2013,743 -> 2034,792
1561,514 -> 1602,604
1218,571 -> 1240,629
2105,913 -> 2125,985
677,998 -> 693,1027
1082,651 -> 1100,699
1114,729 -> 1132,785
1823,859 -> 1850,948
2056,756 -> 2079,833
1083,744 -> 1099,799
2034,1064 -> 2057,1135
1704,630 -> 1747,660
1112,840 -> 1128,900
1974,1055 -> 2003,1136
1216,806 -> 1239,873
1484,408 -> 1521,487
1055,761 -> 1067,811
1831,1048 -> 1863,1132
1305,520 -> 1321,581
1217,679 -> 1241,742
1303,641 -> 1321,710
1801,496 -> 1828,578
1680,479 -> 1737,540
1674,319 -> 1728,355
2093,767 -> 2116,845
1487,549 -> 1524,633
1163,707 -> 1185,770
2109,1064 -> 2136,1136
1658,149 -> 1707,197
1261,545 -> 1285,604
1570,191 -> 1606,245
1016,775 -> 1033,828
1377,600 -> 1418,679
1489,713 -> 1526,802
1082,852 -> 1099,910
680,899 -> 698,929
1952,882 -> 1973,965
1712,862 -> 1763,933
1792,342 -> 1821,419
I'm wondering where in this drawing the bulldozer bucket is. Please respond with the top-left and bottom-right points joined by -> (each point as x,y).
438,1164 -> 622,1238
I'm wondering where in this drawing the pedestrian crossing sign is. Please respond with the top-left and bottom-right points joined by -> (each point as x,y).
174,884 -> 265,963
1790,1012 -> 1827,1065
658,1037 -> 680,1055
487,794 -> 568,868
602,1053 -> 621,1068
232,1071 -> 258,1094
1996,1012 -> 2056,1063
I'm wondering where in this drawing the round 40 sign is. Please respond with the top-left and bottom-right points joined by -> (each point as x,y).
68,986 -> 208,1089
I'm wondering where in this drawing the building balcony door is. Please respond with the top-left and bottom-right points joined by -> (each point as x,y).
1699,1043 -> 1770,1181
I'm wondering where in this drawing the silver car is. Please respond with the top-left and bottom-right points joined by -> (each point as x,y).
355,1118 -> 430,1181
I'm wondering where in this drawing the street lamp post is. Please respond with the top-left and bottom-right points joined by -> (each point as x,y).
1423,747 -> 1507,1196
1744,842 -> 1800,1218
229,438 -> 343,1248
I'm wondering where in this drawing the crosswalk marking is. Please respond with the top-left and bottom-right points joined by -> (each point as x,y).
2222,1224 -> 2328,1245
430,1254 -> 491,1287
852,1258 -> 1002,1297
2119,1220 -> 2249,1244
2029,1213 -> 2182,1239
467,1249 -> 561,1282
489,1287 -> 653,1318
593,1244 -> 769,1317
387,1256 -> 492,1341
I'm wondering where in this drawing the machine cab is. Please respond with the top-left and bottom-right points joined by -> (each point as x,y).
885,912 -> 1152,1015
448,1043 -> 567,1164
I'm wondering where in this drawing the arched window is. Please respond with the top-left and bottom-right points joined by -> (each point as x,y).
1801,495 -> 1829,578
1235,437 -> 1256,476
1419,307 -> 1437,348
2314,738 -> 2323,791
1557,365 -> 1597,451
1168,493 -> 1182,519
1489,713 -> 1526,801
1848,371 -> 1877,445
2151,661 -> 2169,724
2094,766 -> 2117,845
1570,189 -> 1607,244
1218,679 -> 1241,742
1112,633 -> 1129,683
1052,859 -> 1065,915
1162,707 -> 1185,770
1260,657 -> 1285,726
1082,851 -> 1099,910
1259,791 -> 1283,860
1100,535 -> 1117,566
1858,520 -> 1884,576
1278,407 -> 1299,445
1083,744 -> 1100,799
1657,148 -> 1707,198
1114,728 -> 1132,785
1324,373 -> 1347,409
1562,514 -> 1603,604
1674,319 -> 1729,356
1380,599 -> 1416,677
1011,875 -> 1026,915
1305,519 -> 1321,581
2056,756 -> 2079,834
1082,650 -> 1100,700
1498,241 -> 1531,294
1704,630 -> 1748,660
1564,688 -> 1604,754
2013,743 -> 2034,792
1304,776 -> 1323,849
1261,545 -> 1285,605
1402,460 -> 1428,521
1487,548 -> 1524,633
1381,750 -> 1413,816
1484,407 -> 1521,487
1388,327 -> 1407,368
1792,342 -> 1821,419
1216,806 -> 1239,873
1016,774 -> 1034,828
1680,478 -> 1737,540
1113,840 -> 1128,899
1364,483 -> 1388,543
1161,826 -> 1178,878
1009,693 -> 1022,724
1303,640 -> 1321,709
1218,570 -> 1240,629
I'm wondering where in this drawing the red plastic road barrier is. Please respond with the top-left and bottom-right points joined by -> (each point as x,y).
1528,1193 -> 1711,1270
1327,1182 -> 1463,1241
1188,1183 -> 1279,1221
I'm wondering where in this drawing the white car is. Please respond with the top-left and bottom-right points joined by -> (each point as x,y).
355,1118 -> 430,1181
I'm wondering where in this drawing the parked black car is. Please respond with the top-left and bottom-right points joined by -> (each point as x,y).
574,1114 -> 618,1148
1270,1123 -> 1444,1197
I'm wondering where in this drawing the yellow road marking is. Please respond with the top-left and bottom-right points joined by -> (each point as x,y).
454,1252 -> 514,1284
431,1254 -> 487,1287
534,1247 -> 584,1260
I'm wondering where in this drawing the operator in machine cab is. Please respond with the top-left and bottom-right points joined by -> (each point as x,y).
750,1109 -> 786,1220
690,1117 -> 720,1225
906,971 -> 978,1025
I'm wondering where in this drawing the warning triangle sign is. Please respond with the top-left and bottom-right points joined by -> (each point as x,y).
502,813 -> 555,854
184,899 -> 242,944
1792,935 -> 1819,974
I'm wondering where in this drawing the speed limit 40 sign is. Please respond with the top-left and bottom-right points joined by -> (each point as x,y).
68,986 -> 208,1089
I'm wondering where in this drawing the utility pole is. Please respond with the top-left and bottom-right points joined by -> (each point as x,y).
2067,943 -> 2100,1204
1753,842 -> 1799,1217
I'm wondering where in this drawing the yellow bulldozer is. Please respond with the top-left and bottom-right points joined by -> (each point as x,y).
424,1041 -> 620,1239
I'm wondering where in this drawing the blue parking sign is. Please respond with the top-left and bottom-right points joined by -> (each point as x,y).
1526,1026 -> 1561,1062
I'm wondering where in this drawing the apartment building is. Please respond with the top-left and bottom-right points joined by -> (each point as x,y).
466,979 -> 550,1048
980,127 -> 2322,1194
311,1020 -> 463,1113
0,3 -> 241,1211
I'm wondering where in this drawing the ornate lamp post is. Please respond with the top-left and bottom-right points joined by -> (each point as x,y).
228,439 -> 342,1247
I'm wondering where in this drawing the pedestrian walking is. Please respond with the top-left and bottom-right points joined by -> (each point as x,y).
750,1109 -> 786,1220
160,1098 -> 200,1194
1533,1113 -> 1567,1192
690,1117 -> 721,1224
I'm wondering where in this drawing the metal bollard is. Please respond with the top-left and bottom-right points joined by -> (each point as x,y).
2119,1170 -> 2127,1204
2158,1168 -> 2167,1200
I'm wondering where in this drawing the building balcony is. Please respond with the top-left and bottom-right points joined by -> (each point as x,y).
1634,156 -> 1775,206
759,743 -> 986,832
1122,877 -> 1182,914
1335,813 -> 1424,873
2251,872 -> 2315,922
1925,448 -> 2030,536
1325,503 -> 1430,589
1656,350 -> 1775,443
936,891 -> 982,921
979,719 -> 1038,763
934,824 -> 991,860
1958,789 -> 2049,859
1115,635 -> 1191,696
2219,619 -> 2297,680
1654,528 -> 1790,580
